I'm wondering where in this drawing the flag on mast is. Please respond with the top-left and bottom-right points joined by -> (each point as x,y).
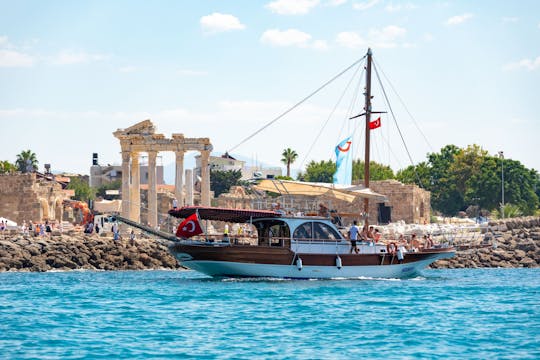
333,136 -> 353,185
369,117 -> 381,130
176,212 -> 203,238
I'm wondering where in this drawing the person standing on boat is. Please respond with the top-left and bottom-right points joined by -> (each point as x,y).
348,221 -> 360,254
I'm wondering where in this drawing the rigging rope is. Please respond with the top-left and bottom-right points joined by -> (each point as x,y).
372,60 -> 425,189
299,61 -> 365,170
373,58 -> 434,152
227,54 -> 368,154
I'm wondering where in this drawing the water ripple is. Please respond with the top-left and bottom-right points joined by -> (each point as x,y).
0,269 -> 538,359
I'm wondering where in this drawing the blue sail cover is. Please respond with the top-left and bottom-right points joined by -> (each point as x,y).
333,136 -> 353,185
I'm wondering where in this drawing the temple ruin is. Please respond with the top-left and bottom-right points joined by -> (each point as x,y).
113,120 -> 213,227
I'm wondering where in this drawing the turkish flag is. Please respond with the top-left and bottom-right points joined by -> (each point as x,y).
176,213 -> 203,238
369,117 -> 381,130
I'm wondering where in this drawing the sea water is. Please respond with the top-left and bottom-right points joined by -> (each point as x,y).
0,269 -> 538,359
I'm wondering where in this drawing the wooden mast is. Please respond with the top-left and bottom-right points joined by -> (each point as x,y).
363,48 -> 373,225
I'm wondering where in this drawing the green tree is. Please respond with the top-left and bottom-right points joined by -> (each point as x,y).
0,160 -> 17,174
300,160 -> 335,183
67,177 -> 95,202
396,144 -> 539,216
395,161 -> 431,187
96,179 -> 122,199
352,160 -> 395,181
15,149 -> 38,173
210,169 -> 242,197
281,148 -> 298,178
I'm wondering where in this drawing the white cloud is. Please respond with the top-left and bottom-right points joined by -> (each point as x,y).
326,0 -> 347,6
261,29 -> 326,50
51,50 -> 107,65
501,16 -> 518,23
445,13 -> 473,25
385,2 -> 417,12
200,13 -> 246,33
0,35 -> 35,67
265,0 -> 319,15
0,49 -> 35,67
503,56 -> 540,71
352,0 -> 380,11
337,25 -> 407,49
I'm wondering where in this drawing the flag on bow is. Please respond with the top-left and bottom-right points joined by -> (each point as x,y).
369,117 -> 381,130
333,136 -> 353,185
176,212 -> 203,238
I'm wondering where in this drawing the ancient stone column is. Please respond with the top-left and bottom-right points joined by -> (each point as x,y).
129,152 -> 140,222
185,169 -> 193,206
200,150 -> 211,206
175,151 -> 184,206
121,151 -> 131,218
147,150 -> 158,227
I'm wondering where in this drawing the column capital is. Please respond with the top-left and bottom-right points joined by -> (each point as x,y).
121,151 -> 131,162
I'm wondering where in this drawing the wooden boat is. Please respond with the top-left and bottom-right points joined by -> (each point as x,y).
166,48 -> 455,279
168,206 -> 454,279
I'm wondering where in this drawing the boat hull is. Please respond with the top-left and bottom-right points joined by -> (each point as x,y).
169,243 -> 454,279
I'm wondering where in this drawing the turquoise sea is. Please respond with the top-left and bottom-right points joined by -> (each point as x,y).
0,269 -> 538,359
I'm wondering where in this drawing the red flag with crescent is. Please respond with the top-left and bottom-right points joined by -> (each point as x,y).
369,117 -> 381,130
176,213 -> 203,238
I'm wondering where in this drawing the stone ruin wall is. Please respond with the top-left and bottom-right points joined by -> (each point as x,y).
214,180 -> 430,226
0,173 -> 68,225
370,180 -> 430,225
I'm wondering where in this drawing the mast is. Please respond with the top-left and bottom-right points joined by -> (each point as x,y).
363,48 -> 372,225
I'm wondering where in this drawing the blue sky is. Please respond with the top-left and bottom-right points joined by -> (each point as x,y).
1,0 -> 539,177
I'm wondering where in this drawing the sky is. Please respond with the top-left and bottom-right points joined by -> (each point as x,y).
1,0 -> 539,179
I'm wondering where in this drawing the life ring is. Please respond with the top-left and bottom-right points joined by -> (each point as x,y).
386,242 -> 397,254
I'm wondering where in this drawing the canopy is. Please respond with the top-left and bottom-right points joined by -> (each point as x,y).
169,206 -> 282,223
253,180 -> 387,203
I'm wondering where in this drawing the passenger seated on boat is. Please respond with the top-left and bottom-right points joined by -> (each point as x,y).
425,234 -> 434,249
318,203 -> 329,217
373,229 -> 381,243
410,234 -> 420,252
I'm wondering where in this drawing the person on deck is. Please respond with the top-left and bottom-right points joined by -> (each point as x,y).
318,203 -> 329,217
348,221 -> 360,254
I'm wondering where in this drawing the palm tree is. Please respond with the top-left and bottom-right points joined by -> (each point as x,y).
0,160 -> 17,174
15,150 -> 38,173
281,148 -> 298,178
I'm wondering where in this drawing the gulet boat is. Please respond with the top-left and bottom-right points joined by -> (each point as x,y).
165,48 -> 455,279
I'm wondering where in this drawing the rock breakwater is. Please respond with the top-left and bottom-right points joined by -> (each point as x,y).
0,231 -> 181,272
432,217 -> 540,269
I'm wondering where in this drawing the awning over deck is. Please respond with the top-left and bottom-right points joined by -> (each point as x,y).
253,180 -> 387,203
169,206 -> 282,223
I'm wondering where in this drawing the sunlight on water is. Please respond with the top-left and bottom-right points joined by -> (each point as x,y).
0,269 -> 538,359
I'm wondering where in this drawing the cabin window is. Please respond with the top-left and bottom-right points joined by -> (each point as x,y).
293,222 -> 313,241
254,220 -> 290,247
312,222 -> 341,241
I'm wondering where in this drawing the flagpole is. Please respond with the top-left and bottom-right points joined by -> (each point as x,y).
363,48 -> 373,226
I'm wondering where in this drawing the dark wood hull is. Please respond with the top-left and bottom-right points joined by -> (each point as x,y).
169,243 -> 454,266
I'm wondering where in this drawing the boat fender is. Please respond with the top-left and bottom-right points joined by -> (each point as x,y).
387,242 -> 397,255
336,256 -> 342,269
296,257 -> 303,271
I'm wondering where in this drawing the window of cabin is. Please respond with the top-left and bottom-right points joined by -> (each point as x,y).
313,222 -> 341,241
293,222 -> 312,241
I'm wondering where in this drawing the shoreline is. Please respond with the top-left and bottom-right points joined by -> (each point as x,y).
1,216 -> 538,272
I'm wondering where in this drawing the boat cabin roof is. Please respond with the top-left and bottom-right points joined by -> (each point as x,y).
168,206 -> 282,223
